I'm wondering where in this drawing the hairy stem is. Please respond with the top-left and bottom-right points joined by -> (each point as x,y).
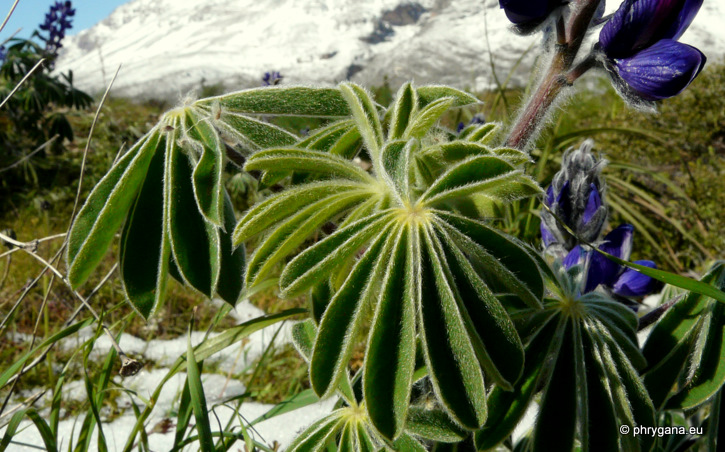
505,0 -> 603,149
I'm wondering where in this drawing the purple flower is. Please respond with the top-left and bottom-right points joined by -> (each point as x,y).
499,0 -> 566,28
456,113 -> 486,134
584,224 -> 634,293
566,224 -> 658,297
0,45 -> 6,65
540,140 -> 607,251
262,71 -> 283,86
614,39 -> 705,100
599,0 -> 706,100
38,1 -> 75,57
612,260 -> 659,297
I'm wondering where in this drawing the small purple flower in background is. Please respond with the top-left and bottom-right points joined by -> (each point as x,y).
38,1 -> 75,57
456,113 -> 485,134
499,0 -> 567,30
262,71 -> 283,86
598,0 -> 706,101
540,139 -> 607,252
0,45 -> 6,65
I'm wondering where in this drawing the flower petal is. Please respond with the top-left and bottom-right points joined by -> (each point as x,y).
600,224 -> 634,262
666,0 -> 704,41
554,180 -> 571,225
616,40 -> 706,100
600,0 -> 702,59
612,260 -> 658,297
563,245 -> 587,269
545,184 -> 554,207
582,184 -> 602,225
541,220 -> 556,248
584,224 -> 634,292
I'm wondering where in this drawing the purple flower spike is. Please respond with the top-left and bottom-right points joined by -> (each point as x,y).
600,0 -> 704,59
262,71 -> 283,86
499,0 -> 566,30
612,260 -> 658,297
38,1 -> 75,57
616,39 -> 706,100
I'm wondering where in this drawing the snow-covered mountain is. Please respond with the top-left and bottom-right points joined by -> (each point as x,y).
55,0 -> 725,100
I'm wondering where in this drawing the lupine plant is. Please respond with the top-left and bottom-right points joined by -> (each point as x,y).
47,0 -> 725,450
0,0 -> 90,152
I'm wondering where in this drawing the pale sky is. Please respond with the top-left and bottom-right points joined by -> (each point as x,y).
1,0 -> 127,42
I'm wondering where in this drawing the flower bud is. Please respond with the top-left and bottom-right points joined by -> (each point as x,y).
540,139 -> 607,251
499,0 -> 566,32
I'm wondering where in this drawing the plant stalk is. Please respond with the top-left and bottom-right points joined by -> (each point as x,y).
505,0 -> 603,149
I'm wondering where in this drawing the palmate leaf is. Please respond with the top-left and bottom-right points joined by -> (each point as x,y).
642,261 -> 725,410
476,264 -> 656,452
67,86 -> 353,316
234,81 -> 545,441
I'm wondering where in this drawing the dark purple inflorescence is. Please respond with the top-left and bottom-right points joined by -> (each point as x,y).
598,0 -> 706,100
38,1 -> 75,57
541,140 -> 658,298
456,113 -> 485,134
262,71 -> 283,86
540,139 -> 608,252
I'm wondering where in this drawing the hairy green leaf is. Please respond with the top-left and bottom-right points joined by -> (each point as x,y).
436,212 -> 544,308
389,82 -> 418,140
364,226 -> 416,440
119,137 -> 170,318
310,229 -> 394,397
435,225 -> 524,388
280,212 -> 394,296
246,190 -> 371,286
421,155 -> 541,205
643,262 -> 725,410
286,412 -> 345,452
406,407 -> 467,443
416,85 -> 479,108
340,82 -> 384,162
215,192 -> 245,305
234,181 -> 369,244
187,117 -> 225,226
67,130 -> 161,287
168,143 -> 219,298
198,86 -> 351,117
216,110 -> 297,150
419,225 -> 487,430
464,123 -> 499,144
292,319 -> 318,362
404,97 -> 454,139
476,315 -> 561,450
380,139 -> 414,203
245,148 -> 374,183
